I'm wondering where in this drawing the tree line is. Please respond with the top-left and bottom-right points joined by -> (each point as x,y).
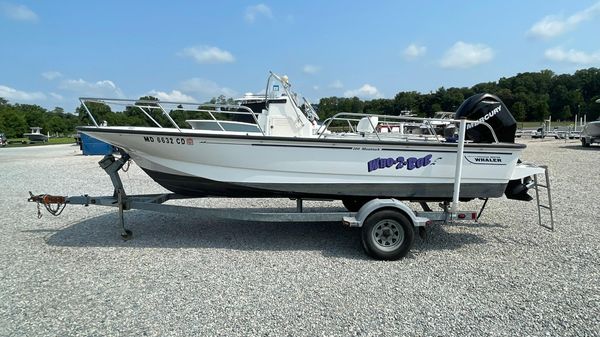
1,68 -> 600,138
318,68 -> 600,122
0,98 -> 80,138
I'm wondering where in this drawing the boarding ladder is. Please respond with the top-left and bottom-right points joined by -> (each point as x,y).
531,166 -> 554,230
450,119 -> 554,230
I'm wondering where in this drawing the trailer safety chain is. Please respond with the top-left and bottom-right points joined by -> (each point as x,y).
28,192 -> 67,218
121,159 -> 132,172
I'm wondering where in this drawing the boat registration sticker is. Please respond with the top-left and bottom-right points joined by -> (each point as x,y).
367,154 -> 434,172
142,136 -> 193,145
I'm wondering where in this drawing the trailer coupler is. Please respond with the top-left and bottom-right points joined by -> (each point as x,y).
28,192 -> 68,218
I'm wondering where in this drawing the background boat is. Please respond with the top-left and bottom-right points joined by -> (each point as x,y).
23,127 -> 49,142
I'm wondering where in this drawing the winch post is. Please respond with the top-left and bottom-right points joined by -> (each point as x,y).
98,154 -> 129,195
117,187 -> 132,239
98,154 -> 133,239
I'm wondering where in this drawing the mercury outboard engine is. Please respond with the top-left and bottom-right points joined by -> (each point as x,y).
455,93 -> 517,143
455,93 -> 532,201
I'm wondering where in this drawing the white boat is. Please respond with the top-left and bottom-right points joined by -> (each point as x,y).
24,127 -> 49,142
581,120 -> 600,146
77,73 -> 540,209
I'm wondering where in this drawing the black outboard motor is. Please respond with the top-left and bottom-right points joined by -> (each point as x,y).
455,93 -> 517,143
455,93 -> 532,201
505,177 -> 533,201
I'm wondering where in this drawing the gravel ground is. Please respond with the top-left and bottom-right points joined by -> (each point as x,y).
0,139 -> 598,337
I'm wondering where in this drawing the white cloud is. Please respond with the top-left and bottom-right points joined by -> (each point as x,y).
49,92 -> 63,100
180,78 -> 237,99
403,43 -> 427,60
0,2 -> 38,22
245,4 -> 272,23
59,78 -> 124,98
528,2 -> 600,39
303,65 -> 320,74
329,80 -> 344,89
312,85 -> 320,91
545,47 -> 600,65
528,17 -> 569,40
41,71 -> 63,80
0,85 -> 45,101
344,84 -> 383,99
179,45 -> 235,64
440,41 -> 494,69
147,90 -> 196,102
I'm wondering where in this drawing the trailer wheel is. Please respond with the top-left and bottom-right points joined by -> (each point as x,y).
361,210 -> 414,260
582,138 -> 590,147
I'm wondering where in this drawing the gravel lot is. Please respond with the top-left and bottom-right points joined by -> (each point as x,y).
1,139 -> 598,336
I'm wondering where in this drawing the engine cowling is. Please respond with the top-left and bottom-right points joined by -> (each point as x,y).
455,93 -> 517,143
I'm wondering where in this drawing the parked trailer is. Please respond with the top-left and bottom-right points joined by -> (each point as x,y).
28,151 -> 553,260
27,154 -> 480,260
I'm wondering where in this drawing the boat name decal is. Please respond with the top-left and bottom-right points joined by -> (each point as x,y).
352,146 -> 381,151
368,154 -> 433,172
466,105 -> 501,129
464,154 -> 506,165
143,136 -> 193,145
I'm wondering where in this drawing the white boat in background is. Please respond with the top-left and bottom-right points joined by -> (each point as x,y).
581,120 -> 600,146
24,127 -> 49,142
77,72 -> 542,207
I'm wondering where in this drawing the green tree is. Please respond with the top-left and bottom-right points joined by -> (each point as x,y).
440,87 -> 465,111
76,101 -> 112,125
364,99 -> 394,115
0,110 -> 28,138
46,115 -> 66,134
558,105 -> 572,121
393,91 -> 420,115
511,102 -> 526,121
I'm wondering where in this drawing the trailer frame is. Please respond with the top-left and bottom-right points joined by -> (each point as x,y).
28,152 -> 483,260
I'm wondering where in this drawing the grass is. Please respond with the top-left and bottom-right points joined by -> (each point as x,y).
517,121 -> 577,129
5,137 -> 76,147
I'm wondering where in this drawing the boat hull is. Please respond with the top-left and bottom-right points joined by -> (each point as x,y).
141,168 -> 506,200
78,126 -> 525,201
24,133 -> 48,142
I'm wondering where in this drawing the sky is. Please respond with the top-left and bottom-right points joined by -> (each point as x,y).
1,0 -> 600,112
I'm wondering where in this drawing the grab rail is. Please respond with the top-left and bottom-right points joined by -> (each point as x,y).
317,112 -> 500,143
80,97 -> 501,144
79,97 -> 265,135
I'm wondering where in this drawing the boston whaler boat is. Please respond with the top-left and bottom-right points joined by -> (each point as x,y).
29,73 -> 554,260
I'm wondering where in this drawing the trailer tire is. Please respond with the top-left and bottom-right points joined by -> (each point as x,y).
361,209 -> 414,260
582,138 -> 590,147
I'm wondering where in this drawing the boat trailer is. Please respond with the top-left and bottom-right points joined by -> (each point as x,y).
27,150 -> 554,260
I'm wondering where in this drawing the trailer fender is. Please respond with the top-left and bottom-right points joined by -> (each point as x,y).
342,198 -> 428,228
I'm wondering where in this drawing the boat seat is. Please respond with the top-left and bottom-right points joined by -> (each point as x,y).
357,116 -> 378,133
